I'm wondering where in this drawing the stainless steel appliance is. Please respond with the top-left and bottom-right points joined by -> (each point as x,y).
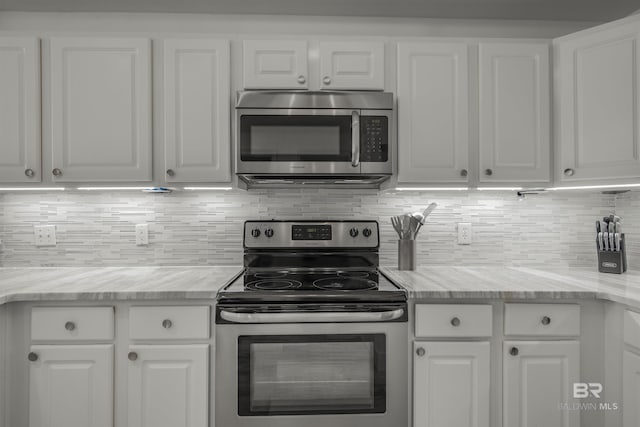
235,91 -> 393,188
215,220 -> 408,427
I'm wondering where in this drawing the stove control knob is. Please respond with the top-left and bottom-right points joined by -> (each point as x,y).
251,229 -> 261,238
362,228 -> 372,238
349,228 -> 359,238
265,228 -> 274,238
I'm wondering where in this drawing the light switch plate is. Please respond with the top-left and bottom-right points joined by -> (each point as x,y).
34,225 -> 56,247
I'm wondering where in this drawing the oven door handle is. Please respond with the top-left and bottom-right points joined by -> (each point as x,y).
220,308 -> 404,323
351,110 -> 360,168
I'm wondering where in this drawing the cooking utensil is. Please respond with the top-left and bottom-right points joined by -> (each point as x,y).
598,232 -> 603,251
603,232 -> 609,251
609,231 -> 615,251
615,233 -> 621,252
391,216 -> 404,239
422,203 -> 438,220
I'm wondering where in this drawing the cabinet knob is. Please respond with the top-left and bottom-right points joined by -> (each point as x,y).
563,168 -> 575,177
510,347 -> 519,356
541,316 -> 551,325
162,319 -> 173,329
27,352 -> 38,362
25,168 -> 35,178
460,169 -> 468,177
322,76 -> 332,85
297,75 -> 306,84
128,352 -> 138,361
64,321 -> 76,331
416,347 -> 426,357
484,168 -> 493,176
52,168 -> 63,177
450,317 -> 461,327
166,169 -> 175,177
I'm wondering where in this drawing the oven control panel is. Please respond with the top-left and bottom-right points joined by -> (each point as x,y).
245,221 -> 379,248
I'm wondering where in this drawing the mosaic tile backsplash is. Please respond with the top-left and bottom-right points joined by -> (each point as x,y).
0,188 -> 633,269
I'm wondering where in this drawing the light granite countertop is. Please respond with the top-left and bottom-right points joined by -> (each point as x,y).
0,266 -> 243,305
381,266 -> 640,308
1,266 -> 640,309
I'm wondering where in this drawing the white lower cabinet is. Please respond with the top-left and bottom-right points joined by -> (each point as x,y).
413,341 -> 490,427
28,344 -> 114,427
624,349 -> 640,427
127,344 -> 209,427
503,340 -> 580,427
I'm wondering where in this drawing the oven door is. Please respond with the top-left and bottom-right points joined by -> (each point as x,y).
215,309 -> 408,427
236,109 -> 361,175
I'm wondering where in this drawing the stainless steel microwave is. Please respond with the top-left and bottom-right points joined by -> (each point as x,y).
235,91 -> 393,188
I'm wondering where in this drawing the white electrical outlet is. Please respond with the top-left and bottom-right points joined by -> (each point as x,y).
136,224 -> 149,246
34,225 -> 57,247
457,223 -> 472,245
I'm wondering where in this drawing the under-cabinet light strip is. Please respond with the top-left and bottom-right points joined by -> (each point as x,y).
548,183 -> 640,191
477,187 -> 523,191
0,187 -> 65,191
183,187 -> 233,191
395,187 -> 468,191
77,187 -> 149,191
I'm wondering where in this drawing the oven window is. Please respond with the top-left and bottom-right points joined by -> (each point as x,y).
240,115 -> 352,161
237,334 -> 386,416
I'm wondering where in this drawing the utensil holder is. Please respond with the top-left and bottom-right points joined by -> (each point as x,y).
596,233 -> 627,274
398,240 -> 416,271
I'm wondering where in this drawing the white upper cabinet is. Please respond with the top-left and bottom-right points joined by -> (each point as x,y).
243,40 -> 309,89
479,42 -> 551,184
397,42 -> 470,183
49,37 -> 152,182
318,42 -> 385,90
555,17 -> 640,184
162,38 -> 231,183
0,37 -> 41,183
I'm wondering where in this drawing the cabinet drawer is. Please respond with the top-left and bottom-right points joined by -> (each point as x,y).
129,306 -> 210,340
415,304 -> 492,337
31,307 -> 114,341
624,310 -> 640,348
504,303 -> 580,336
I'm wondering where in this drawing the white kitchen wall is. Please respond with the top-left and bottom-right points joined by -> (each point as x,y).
0,189 -> 619,268
613,190 -> 640,267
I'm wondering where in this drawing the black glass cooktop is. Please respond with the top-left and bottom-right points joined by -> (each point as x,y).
218,269 -> 406,303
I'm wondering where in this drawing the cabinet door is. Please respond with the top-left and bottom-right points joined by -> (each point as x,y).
414,341 -> 490,427
29,344 -> 114,427
127,344 -> 209,427
479,42 -> 550,184
555,20 -> 640,183
243,40 -> 308,89
0,37 -> 41,183
49,37 -> 152,182
397,42 -> 469,183
319,41 -> 385,90
163,39 -> 230,183
624,350 -> 640,427
504,341 -> 579,427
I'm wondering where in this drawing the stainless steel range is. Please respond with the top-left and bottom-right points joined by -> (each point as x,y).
215,220 -> 408,427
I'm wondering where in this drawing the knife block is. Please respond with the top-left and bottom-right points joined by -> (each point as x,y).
596,233 -> 627,274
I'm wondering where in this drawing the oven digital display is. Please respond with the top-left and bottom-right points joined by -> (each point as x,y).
292,225 -> 332,240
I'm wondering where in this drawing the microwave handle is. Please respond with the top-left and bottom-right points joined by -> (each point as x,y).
351,111 -> 360,167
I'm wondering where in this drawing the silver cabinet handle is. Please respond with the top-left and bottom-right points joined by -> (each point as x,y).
351,111 -> 360,168
220,308 -> 404,324
52,168 -> 63,177
65,321 -> 76,331
162,319 -> 173,329
128,352 -> 138,361
28,352 -> 38,362
322,76 -> 332,85
485,168 -> 493,176
297,75 -> 306,84
541,316 -> 551,325
25,168 -> 35,177
450,317 -> 461,327
510,347 -> 519,356
460,169 -> 468,177
166,169 -> 175,177
564,168 -> 575,177
416,347 -> 426,357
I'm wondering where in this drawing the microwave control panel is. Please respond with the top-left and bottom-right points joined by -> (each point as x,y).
360,116 -> 389,162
